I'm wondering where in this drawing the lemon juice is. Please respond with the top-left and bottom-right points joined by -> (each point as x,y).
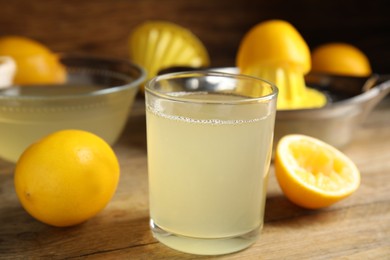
146,92 -> 275,255
0,85 -> 131,162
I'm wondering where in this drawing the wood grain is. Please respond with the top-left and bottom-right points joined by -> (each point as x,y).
0,1 -> 390,258
0,0 -> 389,73
1,97 -> 390,259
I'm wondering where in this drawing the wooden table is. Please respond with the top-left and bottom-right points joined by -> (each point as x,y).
1,96 -> 390,259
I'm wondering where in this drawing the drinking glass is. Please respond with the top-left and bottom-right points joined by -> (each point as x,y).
145,70 -> 278,255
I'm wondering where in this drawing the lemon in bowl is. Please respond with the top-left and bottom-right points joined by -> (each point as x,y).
234,20 -> 389,149
0,54 -> 145,163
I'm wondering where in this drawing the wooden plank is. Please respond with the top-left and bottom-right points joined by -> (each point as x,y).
0,0 -> 388,72
1,97 -> 390,259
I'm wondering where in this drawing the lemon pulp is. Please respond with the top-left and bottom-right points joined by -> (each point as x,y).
275,134 -> 360,209
289,139 -> 356,192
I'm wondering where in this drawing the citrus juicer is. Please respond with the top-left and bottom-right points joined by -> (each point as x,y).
128,21 -> 210,91
236,19 -> 327,110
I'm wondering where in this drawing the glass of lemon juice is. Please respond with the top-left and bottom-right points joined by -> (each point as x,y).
145,71 -> 278,255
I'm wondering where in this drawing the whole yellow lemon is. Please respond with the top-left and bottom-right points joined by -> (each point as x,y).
0,36 -> 66,85
311,42 -> 372,77
14,130 -> 120,227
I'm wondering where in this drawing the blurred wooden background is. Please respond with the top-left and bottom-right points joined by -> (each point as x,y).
0,0 -> 389,73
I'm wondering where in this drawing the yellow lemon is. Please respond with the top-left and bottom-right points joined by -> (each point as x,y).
311,42 -> 372,77
129,21 -> 210,91
236,20 -> 326,110
274,134 -> 360,209
237,19 -> 311,73
0,36 -> 66,85
14,130 -> 120,227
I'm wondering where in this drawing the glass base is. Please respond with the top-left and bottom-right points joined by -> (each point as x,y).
150,219 -> 260,255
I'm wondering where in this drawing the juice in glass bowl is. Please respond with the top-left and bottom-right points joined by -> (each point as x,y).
0,54 -> 145,163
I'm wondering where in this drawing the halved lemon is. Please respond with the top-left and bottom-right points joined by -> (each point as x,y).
128,21 -> 210,91
274,134 -> 360,209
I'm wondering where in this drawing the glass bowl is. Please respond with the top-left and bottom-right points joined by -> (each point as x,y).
0,54 -> 146,163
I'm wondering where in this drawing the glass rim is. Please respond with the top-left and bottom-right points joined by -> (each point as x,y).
145,70 -> 278,104
0,54 -> 146,101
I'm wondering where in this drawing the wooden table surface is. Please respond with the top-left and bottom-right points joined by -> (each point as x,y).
1,96 -> 390,259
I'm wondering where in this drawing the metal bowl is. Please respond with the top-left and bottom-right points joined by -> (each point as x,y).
275,73 -> 390,148
159,66 -> 390,148
0,54 -> 146,162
